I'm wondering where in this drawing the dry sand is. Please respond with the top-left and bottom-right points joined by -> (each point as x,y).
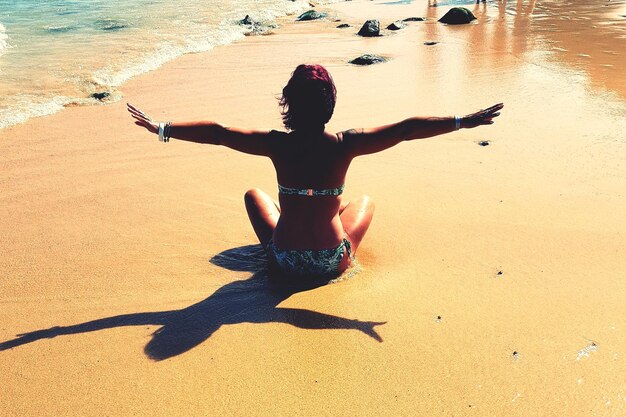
1,1 -> 625,416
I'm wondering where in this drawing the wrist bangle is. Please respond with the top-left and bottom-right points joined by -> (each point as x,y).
164,121 -> 172,143
158,122 -> 165,142
454,115 -> 461,131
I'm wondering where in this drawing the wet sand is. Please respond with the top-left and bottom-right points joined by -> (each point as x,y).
1,1 -> 625,416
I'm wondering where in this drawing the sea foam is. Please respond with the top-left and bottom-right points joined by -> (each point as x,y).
0,23 -> 8,57
0,0 -> 342,129
0,95 -> 74,130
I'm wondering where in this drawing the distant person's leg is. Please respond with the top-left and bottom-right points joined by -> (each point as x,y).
339,195 -> 375,255
244,188 -> 280,247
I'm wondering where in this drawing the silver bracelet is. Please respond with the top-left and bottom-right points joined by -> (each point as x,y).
164,121 -> 172,143
454,115 -> 461,131
158,122 -> 165,142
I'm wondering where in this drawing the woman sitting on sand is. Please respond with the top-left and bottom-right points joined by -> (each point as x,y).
128,64 -> 502,278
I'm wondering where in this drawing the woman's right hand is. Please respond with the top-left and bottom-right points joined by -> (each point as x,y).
462,103 -> 504,128
127,103 -> 158,134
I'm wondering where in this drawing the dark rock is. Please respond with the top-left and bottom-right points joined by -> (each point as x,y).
336,23 -> 351,28
478,140 -> 490,146
349,54 -> 387,65
296,10 -> 327,21
239,15 -> 276,35
239,15 -> 254,25
403,17 -> 426,22
357,20 -> 381,37
91,92 -> 110,101
386,21 -> 407,31
438,7 -> 477,25
95,19 -> 129,31
424,41 -> 439,45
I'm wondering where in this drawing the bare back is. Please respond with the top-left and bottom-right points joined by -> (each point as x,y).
269,130 -> 352,250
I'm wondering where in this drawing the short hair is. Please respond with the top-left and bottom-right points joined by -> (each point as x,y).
279,64 -> 337,131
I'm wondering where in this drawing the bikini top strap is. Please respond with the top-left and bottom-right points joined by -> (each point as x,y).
278,184 -> 345,196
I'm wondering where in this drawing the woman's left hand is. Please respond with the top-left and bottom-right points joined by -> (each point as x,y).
127,103 -> 158,134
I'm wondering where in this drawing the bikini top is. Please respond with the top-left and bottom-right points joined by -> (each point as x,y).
278,183 -> 345,197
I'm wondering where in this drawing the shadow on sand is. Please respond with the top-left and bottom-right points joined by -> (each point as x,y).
0,245 -> 385,361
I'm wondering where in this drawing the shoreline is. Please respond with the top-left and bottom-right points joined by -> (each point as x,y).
0,0 -> 332,130
2,0 -> 625,131
1,1 -> 625,416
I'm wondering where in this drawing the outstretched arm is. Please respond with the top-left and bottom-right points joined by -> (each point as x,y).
342,103 -> 503,157
127,103 -> 273,156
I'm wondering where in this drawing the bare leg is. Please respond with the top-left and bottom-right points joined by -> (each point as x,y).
244,188 -> 280,247
339,195 -> 375,255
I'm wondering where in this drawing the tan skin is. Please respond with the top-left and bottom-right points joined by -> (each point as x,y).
128,101 -> 503,273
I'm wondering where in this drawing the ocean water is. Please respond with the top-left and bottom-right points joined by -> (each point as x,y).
0,0 -> 334,129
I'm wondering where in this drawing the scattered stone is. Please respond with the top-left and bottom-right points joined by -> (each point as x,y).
296,10 -> 327,21
387,20 -> 407,31
239,15 -> 277,35
357,20 -> 381,37
349,54 -> 387,65
438,7 -> 477,25
478,140 -> 490,146
94,19 -> 129,31
403,17 -> 426,22
239,15 -> 254,25
91,92 -> 110,101
336,23 -> 351,28
497,271 -> 503,276
424,41 -> 439,46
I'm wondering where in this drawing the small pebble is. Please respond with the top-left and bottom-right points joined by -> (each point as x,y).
91,92 -> 110,101
478,140 -> 490,146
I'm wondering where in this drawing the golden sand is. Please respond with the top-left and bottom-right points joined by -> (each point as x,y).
1,1 -> 625,415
